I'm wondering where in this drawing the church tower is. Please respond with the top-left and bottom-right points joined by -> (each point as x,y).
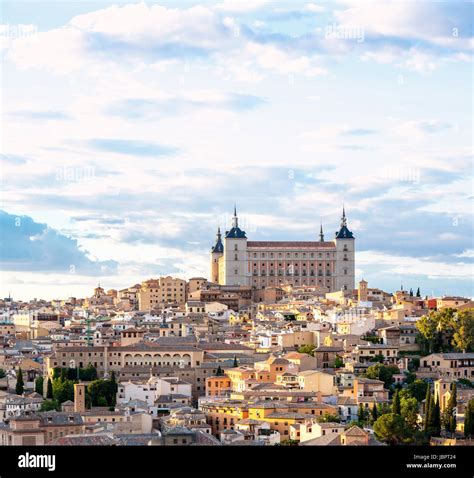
222,206 -> 249,286
358,278 -> 368,302
74,383 -> 86,413
210,226 -> 224,283
334,206 -> 355,292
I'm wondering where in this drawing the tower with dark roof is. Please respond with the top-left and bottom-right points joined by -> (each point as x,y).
210,226 -> 224,283
222,205 -> 249,285
334,206 -> 355,292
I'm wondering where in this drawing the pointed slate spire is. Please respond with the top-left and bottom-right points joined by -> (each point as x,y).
341,205 -> 347,227
335,205 -> 354,239
211,223 -> 224,253
319,223 -> 325,242
232,204 -> 238,228
227,204 -> 246,238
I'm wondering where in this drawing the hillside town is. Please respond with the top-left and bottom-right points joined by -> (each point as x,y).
0,274 -> 473,447
0,209 -> 473,447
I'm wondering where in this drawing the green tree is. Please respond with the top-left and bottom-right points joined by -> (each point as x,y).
373,413 -> 410,445
59,368 -> 67,382
216,365 -> 223,376
276,439 -> 299,446
35,376 -> 44,395
15,367 -> 24,395
404,371 -> 417,384
52,378 -> 74,404
377,402 -> 391,416
392,390 -> 401,415
406,379 -> 429,402
46,378 -> 54,399
371,404 -> 378,424
52,367 -> 61,380
426,396 -> 441,437
80,364 -> 98,381
464,399 -> 474,438
365,364 -> 399,388
442,383 -> 457,434
87,375 -> 118,407
358,404 -> 366,425
0,368 -> 5,379
40,399 -> 59,412
416,287 -> 421,298
423,386 -> 432,433
416,313 -> 439,353
401,397 -> 419,430
297,344 -> 315,356
452,309 -> 474,353
333,356 -> 344,368
317,413 -> 341,423
432,398 -> 441,436
108,371 -> 118,407
233,355 -> 239,367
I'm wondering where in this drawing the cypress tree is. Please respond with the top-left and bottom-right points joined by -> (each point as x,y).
392,389 -> 401,415
46,377 -> 54,399
416,287 -> 421,298
16,367 -> 24,395
432,397 -> 441,436
444,383 -> 457,434
216,365 -> 223,376
109,371 -> 118,407
371,404 -> 378,423
35,376 -> 44,395
424,385 -> 432,432
233,355 -> 238,367
358,404 -> 365,424
464,399 -> 474,438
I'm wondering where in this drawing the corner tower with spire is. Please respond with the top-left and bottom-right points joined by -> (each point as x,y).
210,225 -> 224,283
222,205 -> 248,285
334,206 -> 355,292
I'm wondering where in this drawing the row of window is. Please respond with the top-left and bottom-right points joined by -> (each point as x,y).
253,262 -> 332,268
251,252 -> 335,258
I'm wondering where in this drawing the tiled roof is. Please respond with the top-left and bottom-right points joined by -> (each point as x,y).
344,425 -> 368,436
225,227 -> 247,239
247,241 -> 335,249
335,226 -> 354,239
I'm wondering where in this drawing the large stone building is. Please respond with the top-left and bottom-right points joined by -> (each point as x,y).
138,276 -> 187,311
210,206 -> 355,292
45,343 -> 205,377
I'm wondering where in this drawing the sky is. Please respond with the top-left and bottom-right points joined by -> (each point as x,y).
0,0 -> 473,301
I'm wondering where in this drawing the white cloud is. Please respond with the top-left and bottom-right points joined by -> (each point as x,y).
358,250 -> 474,280
214,0 -> 271,13
305,3 -> 326,13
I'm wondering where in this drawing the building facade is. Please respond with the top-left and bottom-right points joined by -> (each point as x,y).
210,207 -> 355,292
138,277 -> 187,311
